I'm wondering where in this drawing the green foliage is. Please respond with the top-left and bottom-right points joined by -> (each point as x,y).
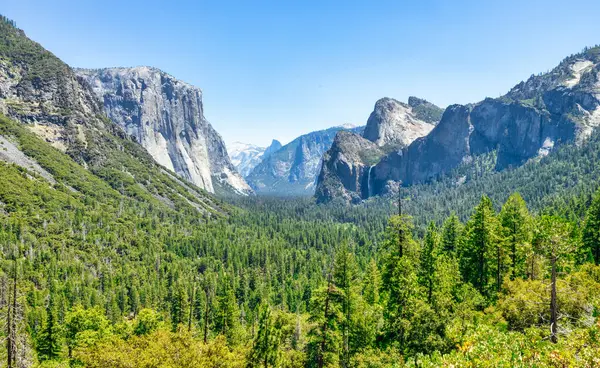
36,290 -> 62,361
306,277 -> 344,368
247,305 -> 280,368
499,193 -> 533,279
134,308 -> 163,336
3,12 -> 600,367
459,196 -> 502,297
582,188 -> 600,264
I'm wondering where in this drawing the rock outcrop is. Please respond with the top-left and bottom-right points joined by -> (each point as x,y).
247,125 -> 362,195
315,131 -> 384,203
315,97 -> 442,202
76,67 -> 252,195
362,97 -> 435,150
228,139 -> 282,177
0,24 -> 106,154
316,47 -> 600,203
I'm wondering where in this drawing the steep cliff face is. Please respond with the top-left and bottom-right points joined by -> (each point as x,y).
315,97 -> 441,202
315,131 -> 384,203
76,67 -> 252,195
316,47 -> 600,203
362,97 -> 435,150
247,126 -> 362,195
228,139 -> 282,177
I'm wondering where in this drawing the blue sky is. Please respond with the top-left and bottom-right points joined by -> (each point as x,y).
3,0 -> 600,146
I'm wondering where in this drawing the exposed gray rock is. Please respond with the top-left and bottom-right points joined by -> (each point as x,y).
0,18 -> 227,214
0,47 -> 106,155
0,135 -> 56,183
76,67 -> 252,195
363,97 -> 435,151
315,131 -> 384,203
247,125 -> 363,196
315,97 -> 441,203
316,47 -> 600,203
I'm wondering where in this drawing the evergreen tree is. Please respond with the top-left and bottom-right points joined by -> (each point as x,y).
420,222 -> 439,303
37,283 -> 62,361
170,283 -> 189,332
441,213 -> 462,254
533,215 -> 577,343
582,188 -> 600,264
499,193 -> 532,280
247,304 -> 279,368
333,242 -> 359,366
306,274 -> 343,368
460,196 -> 502,297
215,278 -> 241,345
380,215 -> 423,349
362,259 -> 380,306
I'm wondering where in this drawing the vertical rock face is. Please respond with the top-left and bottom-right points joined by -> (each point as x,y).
76,67 -> 252,195
228,139 -> 282,177
316,47 -> 600,203
315,131 -> 384,203
315,97 -> 441,202
363,97 -> 435,150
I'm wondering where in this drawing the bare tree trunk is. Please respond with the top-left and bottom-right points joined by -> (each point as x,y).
7,259 -> 17,368
203,286 -> 210,344
7,282 -> 13,368
188,283 -> 195,332
550,253 -> 558,343
511,222 -> 517,279
398,194 -> 403,258
497,245 -> 502,292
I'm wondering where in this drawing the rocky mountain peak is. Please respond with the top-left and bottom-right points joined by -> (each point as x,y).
228,139 -> 282,178
362,97 -> 436,150
264,139 -> 282,156
315,131 -> 384,203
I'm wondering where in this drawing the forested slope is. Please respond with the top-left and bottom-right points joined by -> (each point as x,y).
0,13 -> 600,368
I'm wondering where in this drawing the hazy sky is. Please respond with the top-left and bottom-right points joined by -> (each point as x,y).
3,0 -> 600,146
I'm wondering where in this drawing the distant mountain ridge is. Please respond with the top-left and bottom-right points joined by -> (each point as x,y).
246,125 -> 363,195
316,47 -> 600,203
228,139 -> 282,177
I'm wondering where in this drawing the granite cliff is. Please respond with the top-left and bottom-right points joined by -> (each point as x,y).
316,97 -> 441,202
316,48 -> 600,202
76,67 -> 252,195
0,17 -> 225,214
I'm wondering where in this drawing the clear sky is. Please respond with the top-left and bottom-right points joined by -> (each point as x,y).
3,0 -> 600,146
